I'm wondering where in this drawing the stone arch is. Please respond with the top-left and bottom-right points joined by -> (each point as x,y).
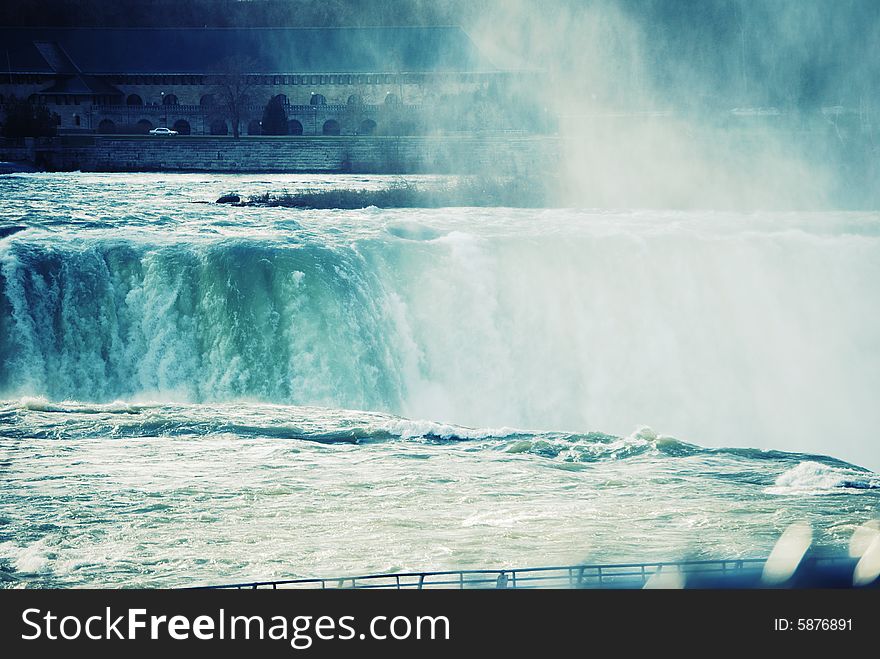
322,119 -> 340,136
200,94 -> 215,108
247,119 -> 262,135
210,119 -> 228,135
172,119 -> 191,135
97,119 -> 115,134
126,94 -> 143,106
347,94 -> 362,106
288,119 -> 303,135
162,94 -> 178,106
358,119 -> 377,135
310,93 -> 327,106
135,119 -> 153,134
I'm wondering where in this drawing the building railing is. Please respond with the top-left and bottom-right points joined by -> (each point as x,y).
90,103 -> 419,115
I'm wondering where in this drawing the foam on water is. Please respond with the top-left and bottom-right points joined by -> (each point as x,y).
1,395 -> 877,587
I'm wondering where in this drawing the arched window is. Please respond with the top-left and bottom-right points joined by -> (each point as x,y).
384,93 -> 401,106
347,94 -> 362,106
210,119 -> 228,135
358,119 -> 376,135
310,93 -> 326,106
162,94 -> 178,106
272,94 -> 288,106
322,119 -> 340,136
97,119 -> 115,134
200,94 -> 215,107
126,94 -> 143,106
261,97 -> 288,135
172,119 -> 191,135
135,119 -> 153,134
288,119 -> 303,135
247,119 -> 262,135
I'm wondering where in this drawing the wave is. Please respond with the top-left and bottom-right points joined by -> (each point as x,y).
765,461 -> 880,495
1,397 -> 522,444
7,399 -> 848,472
3,398 -> 690,458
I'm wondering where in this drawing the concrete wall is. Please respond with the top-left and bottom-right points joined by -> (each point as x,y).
0,139 -> 34,163
16,135 -> 560,175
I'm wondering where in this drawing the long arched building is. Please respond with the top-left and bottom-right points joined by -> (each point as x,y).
0,26 -> 525,136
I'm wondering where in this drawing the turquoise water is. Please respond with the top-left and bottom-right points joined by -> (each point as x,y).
0,172 -> 878,587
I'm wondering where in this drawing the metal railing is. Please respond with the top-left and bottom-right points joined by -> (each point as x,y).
90,103 -> 418,115
194,558 -> 780,590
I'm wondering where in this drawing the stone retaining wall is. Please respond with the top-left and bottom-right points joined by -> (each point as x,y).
6,135 -> 559,175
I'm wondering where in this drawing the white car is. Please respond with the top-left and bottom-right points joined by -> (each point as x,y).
149,127 -> 178,136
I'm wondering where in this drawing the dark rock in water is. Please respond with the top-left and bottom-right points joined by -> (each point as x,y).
216,194 -> 241,204
0,225 -> 26,239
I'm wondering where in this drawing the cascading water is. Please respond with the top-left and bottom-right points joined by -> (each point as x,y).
1,238 -> 404,409
2,202 -> 879,467
0,173 -> 877,587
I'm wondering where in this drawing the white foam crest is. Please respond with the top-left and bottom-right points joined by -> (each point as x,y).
765,461 -> 880,495
18,396 -> 148,415
0,539 -> 52,575
374,418 -> 520,440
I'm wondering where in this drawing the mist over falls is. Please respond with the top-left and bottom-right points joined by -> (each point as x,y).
2,205 -> 878,469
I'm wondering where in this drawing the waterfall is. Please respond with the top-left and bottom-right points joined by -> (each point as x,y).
2,209 -> 879,467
